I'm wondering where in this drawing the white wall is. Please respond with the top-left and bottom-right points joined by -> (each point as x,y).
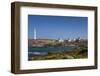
0,0 -> 100,76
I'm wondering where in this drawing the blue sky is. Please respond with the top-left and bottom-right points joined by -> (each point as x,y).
28,15 -> 88,39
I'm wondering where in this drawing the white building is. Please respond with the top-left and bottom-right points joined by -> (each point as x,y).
58,38 -> 64,42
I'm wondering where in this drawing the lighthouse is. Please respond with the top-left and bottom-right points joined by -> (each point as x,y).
34,28 -> 36,40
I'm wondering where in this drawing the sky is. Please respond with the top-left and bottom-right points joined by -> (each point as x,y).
28,15 -> 88,40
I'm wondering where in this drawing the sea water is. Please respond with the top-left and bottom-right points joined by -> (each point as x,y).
28,46 -> 76,55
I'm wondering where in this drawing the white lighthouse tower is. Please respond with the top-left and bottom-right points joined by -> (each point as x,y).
34,28 -> 36,40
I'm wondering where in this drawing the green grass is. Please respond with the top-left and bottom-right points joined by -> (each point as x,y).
29,48 -> 88,60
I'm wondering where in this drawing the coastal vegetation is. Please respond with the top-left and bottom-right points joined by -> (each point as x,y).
28,39 -> 88,60
29,50 -> 87,60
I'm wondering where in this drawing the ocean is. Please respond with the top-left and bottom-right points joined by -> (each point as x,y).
28,46 -> 76,55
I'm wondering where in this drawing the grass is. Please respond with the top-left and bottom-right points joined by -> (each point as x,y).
29,48 -> 88,60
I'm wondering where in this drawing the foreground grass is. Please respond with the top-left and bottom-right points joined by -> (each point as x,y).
29,48 -> 88,60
